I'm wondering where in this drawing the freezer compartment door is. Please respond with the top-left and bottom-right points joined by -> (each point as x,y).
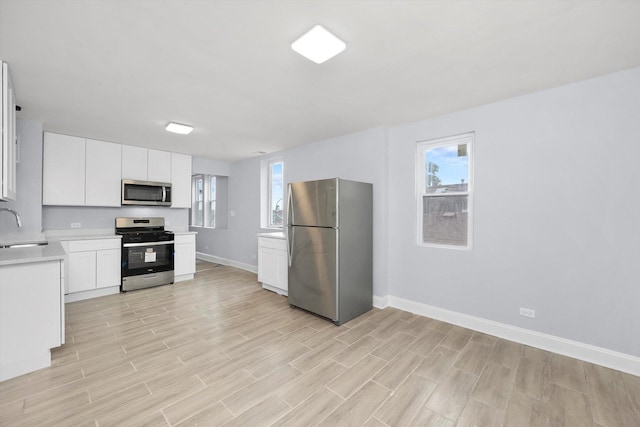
288,226 -> 337,321
288,179 -> 337,227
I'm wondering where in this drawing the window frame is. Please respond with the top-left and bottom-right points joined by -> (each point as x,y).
208,175 -> 216,228
191,174 -> 204,227
191,174 -> 218,229
415,132 -> 474,250
266,160 -> 284,229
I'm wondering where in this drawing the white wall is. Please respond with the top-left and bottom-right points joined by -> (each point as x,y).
0,119 -> 43,238
43,206 -> 188,231
190,158 -> 232,256
197,128 -> 389,296
387,67 -> 640,357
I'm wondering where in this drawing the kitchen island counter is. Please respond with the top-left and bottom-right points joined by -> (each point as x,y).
0,241 -> 66,266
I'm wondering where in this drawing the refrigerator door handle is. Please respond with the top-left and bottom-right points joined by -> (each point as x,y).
287,183 -> 294,226
287,226 -> 294,267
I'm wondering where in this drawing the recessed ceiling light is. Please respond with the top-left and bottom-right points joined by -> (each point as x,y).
291,25 -> 346,64
166,122 -> 194,134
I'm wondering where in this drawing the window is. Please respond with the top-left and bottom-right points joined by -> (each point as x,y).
416,133 -> 473,248
267,160 -> 284,228
208,176 -> 216,228
191,174 -> 218,228
192,175 -> 204,227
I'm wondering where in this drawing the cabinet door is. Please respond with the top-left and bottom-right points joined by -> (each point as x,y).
42,133 -> 86,205
171,152 -> 192,208
0,260 -> 62,377
1,61 -> 17,201
85,139 -> 122,206
121,145 -> 148,180
68,251 -> 96,293
174,242 -> 195,276
96,248 -> 121,289
147,149 -> 171,183
258,246 -> 279,285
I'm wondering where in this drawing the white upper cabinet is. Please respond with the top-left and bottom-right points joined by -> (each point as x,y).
1,60 -> 17,201
147,149 -> 171,183
42,133 -> 86,205
43,132 -> 192,209
85,139 -> 121,206
121,145 -> 148,181
171,152 -> 192,208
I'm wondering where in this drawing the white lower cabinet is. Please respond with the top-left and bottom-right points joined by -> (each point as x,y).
258,235 -> 288,295
68,251 -> 96,293
0,260 -> 63,381
174,233 -> 196,282
96,249 -> 121,289
63,238 -> 121,301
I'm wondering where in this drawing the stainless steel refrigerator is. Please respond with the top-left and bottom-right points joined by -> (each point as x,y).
287,178 -> 373,325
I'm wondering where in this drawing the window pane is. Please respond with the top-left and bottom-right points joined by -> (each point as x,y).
208,201 -> 216,227
192,175 -> 204,227
422,195 -> 468,246
269,162 -> 283,227
208,176 -> 216,228
424,143 -> 468,194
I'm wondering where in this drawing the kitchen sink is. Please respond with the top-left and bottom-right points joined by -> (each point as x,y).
0,241 -> 49,249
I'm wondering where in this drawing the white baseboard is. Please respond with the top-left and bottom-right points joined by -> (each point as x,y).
383,295 -> 640,377
0,351 -> 51,382
174,273 -> 194,283
196,252 -> 258,274
189,254 -> 640,376
373,295 -> 389,309
65,286 -> 120,303
261,283 -> 288,296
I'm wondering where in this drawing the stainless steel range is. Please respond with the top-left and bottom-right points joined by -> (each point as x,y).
115,217 -> 174,292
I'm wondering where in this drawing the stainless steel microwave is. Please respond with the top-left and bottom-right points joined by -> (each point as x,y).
121,179 -> 172,206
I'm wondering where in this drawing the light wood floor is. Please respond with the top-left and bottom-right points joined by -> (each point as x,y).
1,262 -> 639,426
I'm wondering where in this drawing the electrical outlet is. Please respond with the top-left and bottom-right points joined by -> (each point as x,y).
71,223 -> 81,228
520,307 -> 535,318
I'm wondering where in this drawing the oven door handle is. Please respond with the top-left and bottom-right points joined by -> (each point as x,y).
123,241 -> 175,248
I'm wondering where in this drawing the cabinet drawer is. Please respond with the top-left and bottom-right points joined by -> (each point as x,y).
174,234 -> 195,245
258,237 -> 286,251
67,238 -> 121,252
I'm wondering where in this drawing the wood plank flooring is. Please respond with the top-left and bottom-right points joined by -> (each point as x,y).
1,262 -> 639,426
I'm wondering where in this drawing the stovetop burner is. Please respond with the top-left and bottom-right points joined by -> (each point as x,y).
115,217 -> 174,243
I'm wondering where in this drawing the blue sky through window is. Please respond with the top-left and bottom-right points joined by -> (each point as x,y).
271,162 -> 283,211
425,144 -> 468,187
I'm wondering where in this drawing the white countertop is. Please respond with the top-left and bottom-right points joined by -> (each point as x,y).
44,229 -> 195,241
0,241 -> 66,266
45,229 -> 121,241
258,231 -> 285,239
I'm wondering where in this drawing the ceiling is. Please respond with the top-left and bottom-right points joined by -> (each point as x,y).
1,1 -> 640,162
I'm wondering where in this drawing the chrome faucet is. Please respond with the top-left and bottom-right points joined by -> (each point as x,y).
0,207 -> 22,227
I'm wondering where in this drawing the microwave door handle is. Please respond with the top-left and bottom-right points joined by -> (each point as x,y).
162,186 -> 166,202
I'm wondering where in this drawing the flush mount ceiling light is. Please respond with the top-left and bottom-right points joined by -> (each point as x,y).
291,25 -> 346,64
165,122 -> 194,135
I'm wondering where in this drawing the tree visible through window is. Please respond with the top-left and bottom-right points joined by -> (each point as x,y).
268,161 -> 284,228
417,133 -> 473,248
